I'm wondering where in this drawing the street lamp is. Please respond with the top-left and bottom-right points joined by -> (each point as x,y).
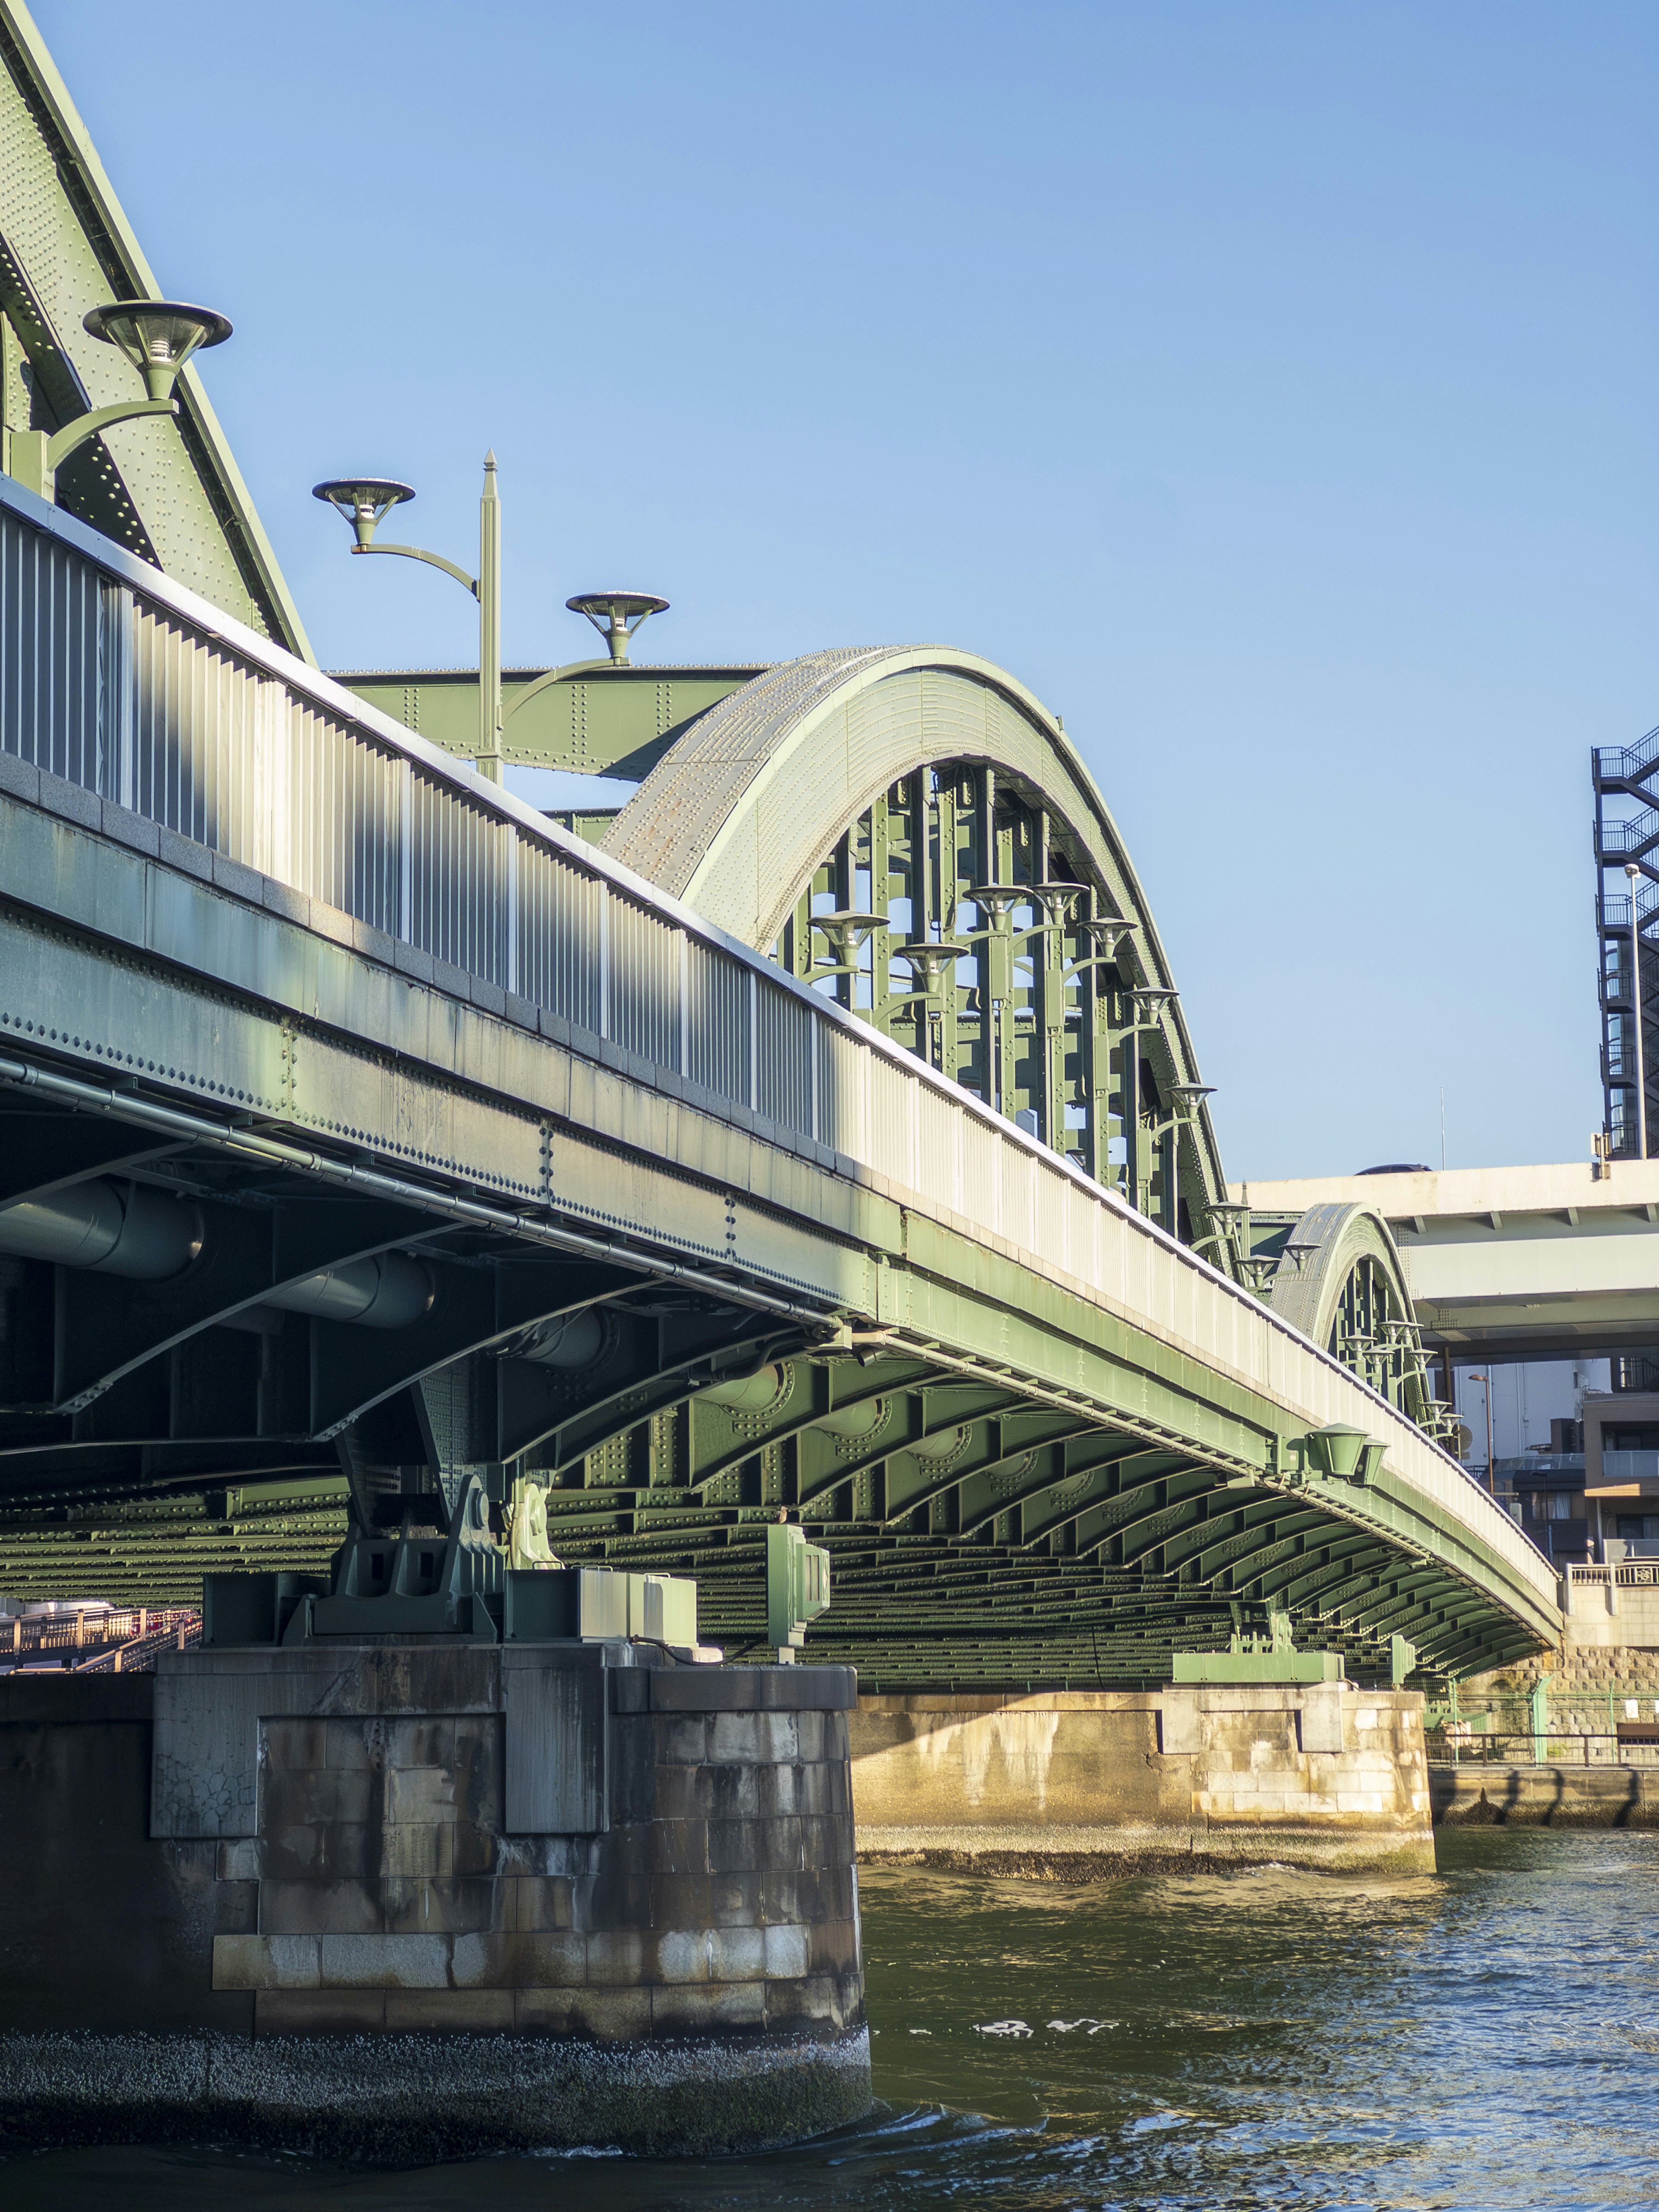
12,300 -> 232,505
1627,861 -> 1648,1160
566,590 -> 668,666
314,456 -> 504,782
1468,1371 -> 1495,1494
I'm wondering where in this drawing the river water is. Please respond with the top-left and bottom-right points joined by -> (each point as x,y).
10,1830 -> 1659,2211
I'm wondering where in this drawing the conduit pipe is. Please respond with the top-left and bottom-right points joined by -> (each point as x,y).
0,1174 -> 433,1328
513,1309 -> 608,1370
264,1253 -> 434,1331
0,1178 -> 202,1279
0,1055 -> 841,1341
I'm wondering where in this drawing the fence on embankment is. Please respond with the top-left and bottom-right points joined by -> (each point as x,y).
0,1607 -> 200,1672
1428,1679 -> 1659,1768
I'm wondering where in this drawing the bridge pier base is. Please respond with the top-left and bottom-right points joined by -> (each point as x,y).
0,1646 -> 868,2157
851,1682 -> 1434,1877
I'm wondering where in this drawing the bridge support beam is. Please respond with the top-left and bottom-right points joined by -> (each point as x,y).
850,1681 -> 1434,1877
0,1646 -> 869,2157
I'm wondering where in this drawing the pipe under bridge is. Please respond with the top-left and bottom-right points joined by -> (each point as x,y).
0,479 -> 1557,1684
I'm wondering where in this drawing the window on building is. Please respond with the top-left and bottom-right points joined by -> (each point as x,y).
1608,1428 -> 1659,1452
1616,1514 -> 1659,1540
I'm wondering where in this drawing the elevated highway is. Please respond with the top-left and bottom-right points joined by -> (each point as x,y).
0,477 -> 1558,1683
1234,1163 -> 1659,1365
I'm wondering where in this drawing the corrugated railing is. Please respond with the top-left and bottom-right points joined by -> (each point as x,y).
0,477 -> 1556,1615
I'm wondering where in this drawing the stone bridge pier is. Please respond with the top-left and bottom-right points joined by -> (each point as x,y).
0,1641 -> 869,2158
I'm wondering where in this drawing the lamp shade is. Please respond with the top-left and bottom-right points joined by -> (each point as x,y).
83,302 -> 232,400
311,478 -> 416,549
566,591 -> 669,664
1306,1424 -> 1374,1481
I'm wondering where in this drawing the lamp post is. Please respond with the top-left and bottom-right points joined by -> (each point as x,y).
12,300 -> 232,505
314,459 -> 505,782
1468,1370 -> 1494,1495
1627,861 -> 1648,1160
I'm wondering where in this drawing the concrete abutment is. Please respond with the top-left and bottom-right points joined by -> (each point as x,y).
850,1683 -> 1435,1877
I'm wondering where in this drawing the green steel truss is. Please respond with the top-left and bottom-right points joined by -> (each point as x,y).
775,760 -> 1212,1242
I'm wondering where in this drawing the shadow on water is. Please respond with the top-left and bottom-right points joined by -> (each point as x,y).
11,1835 -> 1659,2212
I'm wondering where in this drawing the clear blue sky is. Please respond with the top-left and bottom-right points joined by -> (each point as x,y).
35,1 -> 1659,1181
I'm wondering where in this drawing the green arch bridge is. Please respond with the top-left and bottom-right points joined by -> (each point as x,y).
0,502 -> 1557,1683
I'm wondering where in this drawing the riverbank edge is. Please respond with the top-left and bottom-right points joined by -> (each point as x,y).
0,2024 -> 874,2160
1432,1762 -> 1659,1828
857,1826 -> 1436,1878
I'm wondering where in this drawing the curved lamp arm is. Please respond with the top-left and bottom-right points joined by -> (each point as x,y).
14,396 -> 176,502
46,396 -> 176,472
501,657 -> 610,726
352,542 -> 479,598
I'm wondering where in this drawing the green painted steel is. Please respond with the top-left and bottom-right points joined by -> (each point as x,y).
337,662 -> 760,783
599,648 -> 1233,1262
0,738 -> 1559,1681
1170,1650 -> 1343,1684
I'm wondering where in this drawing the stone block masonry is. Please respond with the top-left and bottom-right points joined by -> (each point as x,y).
0,1646 -> 868,2157
850,1683 -> 1434,1877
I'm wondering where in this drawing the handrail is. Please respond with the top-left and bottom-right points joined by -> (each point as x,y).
1597,810 -> 1659,855
1596,725 -> 1659,782
0,1606 -> 198,1664
1565,1562 -> 1659,1589
0,475 -> 1556,1614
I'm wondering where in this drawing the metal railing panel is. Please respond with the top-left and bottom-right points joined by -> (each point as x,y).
515,835 -> 601,1033
754,976 -> 814,1137
409,760 -> 508,983
0,509 -> 105,791
607,891 -> 682,1072
281,696 -> 404,938
130,597 -> 269,858
863,1049 -> 911,1198
683,940 -> 750,1107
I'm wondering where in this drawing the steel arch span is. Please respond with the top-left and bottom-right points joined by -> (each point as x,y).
607,646 -> 1227,1254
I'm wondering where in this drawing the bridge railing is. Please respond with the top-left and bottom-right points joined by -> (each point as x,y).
0,480 -> 1556,1613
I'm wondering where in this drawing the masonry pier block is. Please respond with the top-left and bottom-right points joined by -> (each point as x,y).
850,1681 -> 1434,1876
0,1644 -> 869,2157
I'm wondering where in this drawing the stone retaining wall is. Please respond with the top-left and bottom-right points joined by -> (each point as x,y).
850,1683 -> 1433,1875
1433,1761 -> 1659,1827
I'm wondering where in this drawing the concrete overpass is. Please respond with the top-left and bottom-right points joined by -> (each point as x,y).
1231,1163 -> 1659,1366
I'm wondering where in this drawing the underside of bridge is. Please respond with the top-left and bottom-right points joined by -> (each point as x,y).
0,1116 -> 1540,1687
